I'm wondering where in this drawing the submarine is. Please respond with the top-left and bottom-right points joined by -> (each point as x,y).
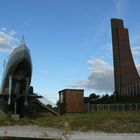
0,38 -> 37,117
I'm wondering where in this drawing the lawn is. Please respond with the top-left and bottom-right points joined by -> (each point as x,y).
0,111 -> 140,133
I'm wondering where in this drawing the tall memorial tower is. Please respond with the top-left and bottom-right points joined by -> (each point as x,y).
111,18 -> 140,97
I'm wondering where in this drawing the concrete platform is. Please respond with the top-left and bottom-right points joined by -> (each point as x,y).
0,125 -> 140,140
11,114 -> 20,120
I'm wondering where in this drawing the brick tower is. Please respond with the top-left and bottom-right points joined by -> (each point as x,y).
111,18 -> 140,97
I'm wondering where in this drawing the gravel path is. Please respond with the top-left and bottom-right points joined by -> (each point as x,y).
0,125 -> 140,140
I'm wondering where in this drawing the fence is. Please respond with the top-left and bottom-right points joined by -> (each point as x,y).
85,103 -> 140,112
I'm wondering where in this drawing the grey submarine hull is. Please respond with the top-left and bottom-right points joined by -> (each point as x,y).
0,43 -> 32,117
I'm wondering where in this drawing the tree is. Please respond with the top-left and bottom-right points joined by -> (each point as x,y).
89,93 -> 100,103
84,97 -> 89,103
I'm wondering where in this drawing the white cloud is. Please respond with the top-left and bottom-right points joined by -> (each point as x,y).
0,28 -> 17,53
87,58 -> 112,72
1,27 -> 6,31
0,47 -> 13,53
8,30 -> 16,36
135,63 -> 140,76
131,46 -> 140,55
68,58 -> 114,92
0,38 -> 11,47
0,31 -> 15,41
102,43 -> 140,56
68,55 -> 140,93
68,80 -> 89,89
102,43 -> 112,52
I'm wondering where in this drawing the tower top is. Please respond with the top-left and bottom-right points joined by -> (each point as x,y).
111,18 -> 124,29
20,36 -> 25,45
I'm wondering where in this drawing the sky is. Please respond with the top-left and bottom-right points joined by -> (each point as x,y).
0,0 -> 140,103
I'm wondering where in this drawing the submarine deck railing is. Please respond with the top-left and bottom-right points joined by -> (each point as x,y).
34,93 -> 60,116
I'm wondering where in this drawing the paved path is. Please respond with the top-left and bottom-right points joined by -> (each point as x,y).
0,125 -> 140,140
0,125 -> 62,139
66,132 -> 140,140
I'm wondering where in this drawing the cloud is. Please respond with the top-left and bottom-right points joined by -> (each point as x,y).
102,41 -> 140,58
87,58 -> 112,71
68,80 -> 89,89
0,28 -> 17,53
8,30 -> 16,36
0,47 -> 14,53
68,58 -> 114,92
131,46 -> 140,55
68,56 -> 140,93
0,31 -> 15,41
1,27 -> 6,31
135,62 -> 140,76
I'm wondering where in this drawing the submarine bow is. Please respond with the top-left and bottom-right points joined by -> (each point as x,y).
0,41 -> 32,117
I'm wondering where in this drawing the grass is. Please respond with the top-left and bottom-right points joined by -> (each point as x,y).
0,111 -> 140,133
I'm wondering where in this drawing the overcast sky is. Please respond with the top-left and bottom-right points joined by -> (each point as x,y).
0,0 -> 140,103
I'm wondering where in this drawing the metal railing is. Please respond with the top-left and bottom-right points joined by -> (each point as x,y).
34,93 -> 59,115
35,93 -> 57,107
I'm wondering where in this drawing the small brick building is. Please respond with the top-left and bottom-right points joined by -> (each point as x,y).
59,89 -> 84,114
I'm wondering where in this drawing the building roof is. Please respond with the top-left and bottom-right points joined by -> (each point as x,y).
59,89 -> 84,93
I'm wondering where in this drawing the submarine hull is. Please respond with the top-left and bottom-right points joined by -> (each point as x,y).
0,44 -> 32,117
